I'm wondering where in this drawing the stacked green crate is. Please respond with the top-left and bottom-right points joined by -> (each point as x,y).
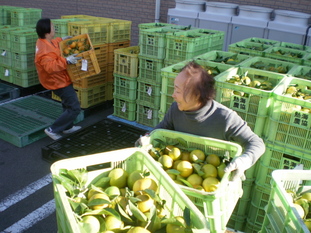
245,76 -> 311,232
228,41 -> 272,57
137,26 -> 179,127
10,8 -> 42,27
264,46 -> 306,65
240,37 -> 280,47
164,29 -> 225,65
10,28 -> 39,87
160,58 -> 233,122
51,18 -> 88,38
0,6 -> 21,25
113,46 -> 140,121
239,56 -> 298,75
0,26 -> 24,83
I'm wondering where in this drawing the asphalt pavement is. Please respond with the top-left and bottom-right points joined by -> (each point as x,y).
0,102 -> 114,233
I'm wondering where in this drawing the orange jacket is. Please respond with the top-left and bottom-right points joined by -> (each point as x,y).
35,37 -> 72,90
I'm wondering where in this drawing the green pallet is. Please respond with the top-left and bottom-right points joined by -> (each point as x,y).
228,41 -> 271,57
0,95 -> 84,147
113,73 -> 137,100
0,82 -> 20,103
214,67 -> 287,136
262,170 -> 311,233
239,56 -> 298,74
136,79 -> 161,107
10,8 -> 42,27
10,29 -> 37,53
264,77 -> 311,152
264,46 -> 306,65
194,50 -> 251,66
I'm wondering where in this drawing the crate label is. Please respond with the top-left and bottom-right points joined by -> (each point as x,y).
230,95 -> 249,112
290,110 -> 311,128
5,69 -> 9,76
147,109 -> 152,119
147,86 -> 152,96
1,50 -> 6,56
81,59 -> 88,71
122,102 -> 126,112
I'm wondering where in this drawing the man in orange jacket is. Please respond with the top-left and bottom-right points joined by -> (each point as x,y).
35,18 -> 82,140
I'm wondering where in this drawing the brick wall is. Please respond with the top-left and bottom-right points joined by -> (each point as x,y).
1,0 -> 310,45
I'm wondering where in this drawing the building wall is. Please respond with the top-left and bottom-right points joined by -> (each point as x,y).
1,0 -> 311,45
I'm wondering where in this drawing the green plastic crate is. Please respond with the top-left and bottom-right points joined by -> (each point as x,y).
10,29 -> 37,53
264,77 -> 311,152
75,84 -> 107,108
0,26 -> 24,49
264,46 -> 306,65
138,27 -> 181,59
255,142 -> 311,189
11,52 -> 36,70
10,8 -> 42,27
138,22 -> 172,31
113,73 -> 137,100
228,41 -> 271,57
136,79 -> 161,107
108,19 -> 132,43
289,65 -> 311,80
12,68 -> 39,87
239,56 -> 297,74
0,64 -> 12,83
241,37 -> 280,46
245,214 -> 265,233
302,52 -> 311,67
148,129 -> 243,233
227,213 -> 247,232
278,41 -> 311,52
214,67 -> 287,136
136,100 -> 159,127
68,20 -> 110,45
261,170 -> 311,233
0,49 -> 12,66
0,6 -> 21,25
138,55 -> 164,85
113,95 -> 136,121
50,147 -> 209,233
193,50 -> 251,66
51,18 -> 88,38
165,30 -> 221,62
114,46 -> 139,78
191,28 -> 225,49
160,60 -> 232,116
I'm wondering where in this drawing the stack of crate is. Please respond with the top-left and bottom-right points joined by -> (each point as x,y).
113,46 -> 140,121
0,7 -> 41,88
53,15 -> 132,108
137,23 -> 225,127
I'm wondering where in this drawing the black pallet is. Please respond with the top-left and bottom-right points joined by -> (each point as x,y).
42,118 -> 147,163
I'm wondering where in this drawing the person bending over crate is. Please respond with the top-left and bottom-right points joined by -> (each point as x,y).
35,18 -> 82,140
136,61 -> 265,181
